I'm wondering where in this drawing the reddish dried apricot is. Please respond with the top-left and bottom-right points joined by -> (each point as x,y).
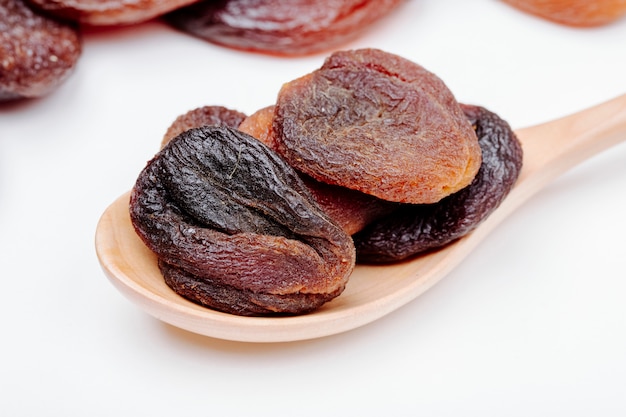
272,49 -> 482,204
25,0 -> 200,26
1,0 -> 82,101
353,104 -> 523,263
301,178 -> 398,235
165,0 -> 404,56
161,105 -> 247,147
130,125 -> 355,316
503,0 -> 626,26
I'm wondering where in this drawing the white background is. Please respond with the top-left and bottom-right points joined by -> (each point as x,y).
2,0 -> 626,415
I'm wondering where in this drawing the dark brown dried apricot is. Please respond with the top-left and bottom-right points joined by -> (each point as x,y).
272,48 -> 482,204
158,259 -> 346,316
1,0 -> 82,101
130,125 -> 355,316
25,0 -> 200,26
353,104 -> 523,263
165,0 -> 404,56
161,105 -> 247,148
503,0 -> 626,27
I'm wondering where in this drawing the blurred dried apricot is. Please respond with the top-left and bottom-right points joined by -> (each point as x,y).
1,0 -> 82,101
272,48 -> 482,204
165,0 -> 404,56
503,0 -> 626,26
25,0 -> 201,26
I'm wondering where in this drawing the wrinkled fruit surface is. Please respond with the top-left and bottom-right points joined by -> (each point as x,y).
130,126 -> 355,316
25,0 -> 201,26
1,0 -> 82,101
238,105 -> 277,149
161,105 -> 247,148
273,48 -> 482,204
165,0 -> 403,56
239,104 -> 398,235
503,0 -> 626,26
132,48 -> 524,315
353,104 -> 523,263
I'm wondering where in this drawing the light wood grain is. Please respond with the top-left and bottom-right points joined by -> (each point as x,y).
95,94 -> 626,343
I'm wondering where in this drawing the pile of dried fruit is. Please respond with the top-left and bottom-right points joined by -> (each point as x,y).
129,49 -> 524,316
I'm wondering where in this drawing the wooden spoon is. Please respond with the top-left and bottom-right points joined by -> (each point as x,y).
95,94 -> 626,343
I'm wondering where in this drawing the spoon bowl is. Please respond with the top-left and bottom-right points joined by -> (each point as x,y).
95,94 -> 626,343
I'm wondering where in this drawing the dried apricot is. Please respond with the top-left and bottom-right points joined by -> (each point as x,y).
25,0 -> 201,26
1,0 -> 82,101
165,0 -> 404,56
161,105 -> 247,148
159,259 -> 346,316
301,178 -> 398,235
272,48 -> 482,204
503,0 -> 626,26
238,105 -> 277,149
353,104 -> 523,263
239,104 -> 397,235
130,125 -> 355,316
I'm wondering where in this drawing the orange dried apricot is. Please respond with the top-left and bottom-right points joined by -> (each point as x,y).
238,106 -> 277,149
503,0 -> 626,26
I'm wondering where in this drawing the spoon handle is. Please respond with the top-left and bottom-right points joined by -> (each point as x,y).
514,93 -> 626,192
